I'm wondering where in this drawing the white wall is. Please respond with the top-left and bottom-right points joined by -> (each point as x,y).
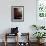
0,0 -> 36,42
0,0 -> 36,35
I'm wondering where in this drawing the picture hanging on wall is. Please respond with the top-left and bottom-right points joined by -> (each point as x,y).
36,0 -> 46,26
37,0 -> 46,18
11,6 -> 24,22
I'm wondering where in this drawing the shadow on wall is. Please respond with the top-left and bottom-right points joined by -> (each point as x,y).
2,28 -> 11,34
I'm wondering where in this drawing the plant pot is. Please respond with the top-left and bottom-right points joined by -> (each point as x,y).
37,39 -> 40,43
37,39 -> 45,44
40,38 -> 45,43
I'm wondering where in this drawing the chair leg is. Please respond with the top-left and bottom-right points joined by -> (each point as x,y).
4,41 -> 7,46
4,33 -> 7,46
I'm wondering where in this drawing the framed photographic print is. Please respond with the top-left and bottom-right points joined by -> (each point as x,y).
37,0 -> 46,18
11,6 -> 24,22
36,0 -> 46,26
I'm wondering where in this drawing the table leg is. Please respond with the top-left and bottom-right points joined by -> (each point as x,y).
4,34 -> 7,46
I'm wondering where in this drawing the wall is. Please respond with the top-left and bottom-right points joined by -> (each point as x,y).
0,0 -> 36,42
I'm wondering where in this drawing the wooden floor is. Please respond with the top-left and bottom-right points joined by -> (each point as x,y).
0,42 -> 46,46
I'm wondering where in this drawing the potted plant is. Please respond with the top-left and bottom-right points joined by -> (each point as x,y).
32,24 -> 45,30
33,32 -> 46,43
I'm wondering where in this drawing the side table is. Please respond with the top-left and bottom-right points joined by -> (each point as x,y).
4,33 -> 18,46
